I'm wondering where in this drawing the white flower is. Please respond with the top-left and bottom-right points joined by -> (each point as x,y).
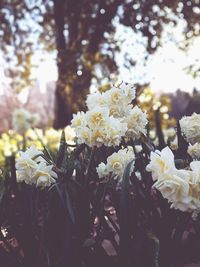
163,128 -> 176,143
103,119 -> 127,147
72,109 -> 127,148
149,130 -> 156,140
182,161 -> 200,211
86,107 -> 110,128
16,145 -> 44,165
86,91 -> 108,110
107,87 -> 126,106
86,83 -> 135,119
12,108 -> 39,134
15,145 -> 56,188
71,111 -> 87,129
105,85 -> 135,118
96,162 -> 108,178
97,147 -> 135,179
188,143 -> 200,159
86,82 -> 135,113
153,166 -> 193,212
146,146 -> 176,181
76,126 -> 91,145
147,147 -> 200,212
71,81 -> 147,147
34,162 -> 57,188
16,158 -> 38,184
109,103 -> 132,118
170,136 -> 178,150
87,118 -> 127,148
107,154 -> 124,178
135,145 -> 142,153
180,113 -> 200,144
64,126 -> 76,145
125,106 -> 148,139
89,127 -> 106,147
118,81 -> 136,102
153,173 -> 191,212
190,161 -> 200,184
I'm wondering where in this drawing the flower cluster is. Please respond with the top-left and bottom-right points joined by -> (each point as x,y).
96,146 -> 135,180
12,108 -> 40,134
179,113 -> 200,159
72,82 -> 148,147
71,108 -> 127,147
15,145 -> 57,188
147,146 -> 200,212
180,113 -> 200,144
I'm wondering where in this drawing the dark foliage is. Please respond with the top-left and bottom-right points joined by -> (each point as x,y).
0,117 -> 200,267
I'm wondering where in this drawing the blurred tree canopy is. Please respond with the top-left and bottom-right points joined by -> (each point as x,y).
0,0 -> 200,128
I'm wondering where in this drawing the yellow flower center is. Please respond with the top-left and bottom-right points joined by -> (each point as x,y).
75,118 -> 82,127
156,159 -> 166,173
93,130 -> 104,141
111,92 -> 121,103
112,161 -> 121,170
91,113 -> 104,125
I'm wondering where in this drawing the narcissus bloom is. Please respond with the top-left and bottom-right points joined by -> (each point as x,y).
153,173 -> 191,212
180,113 -> 200,144
97,147 -> 135,180
15,145 -> 57,188
147,146 -> 200,213
71,111 -> 87,129
146,146 -> 176,181
125,106 -> 148,139
34,162 -> 57,188
188,143 -> 200,159
71,81 -> 147,147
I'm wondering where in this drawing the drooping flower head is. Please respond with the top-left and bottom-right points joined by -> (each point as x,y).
147,146 -> 200,213
146,146 -> 176,181
15,145 -> 57,188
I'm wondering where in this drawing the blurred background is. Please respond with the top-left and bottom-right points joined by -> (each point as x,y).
0,0 -> 200,130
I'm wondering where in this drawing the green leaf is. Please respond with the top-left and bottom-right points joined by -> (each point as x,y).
82,238 -> 96,248
56,130 -> 66,168
43,146 -> 54,162
155,109 -> 165,149
0,179 -> 5,203
73,143 -> 86,158
141,133 -> 155,152
146,231 -> 160,267
119,159 -> 135,265
176,121 -> 189,159
64,186 -> 75,224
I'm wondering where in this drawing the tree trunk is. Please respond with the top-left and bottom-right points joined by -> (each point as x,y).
53,0 -> 70,129
53,0 -> 90,128
52,0 -> 121,129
